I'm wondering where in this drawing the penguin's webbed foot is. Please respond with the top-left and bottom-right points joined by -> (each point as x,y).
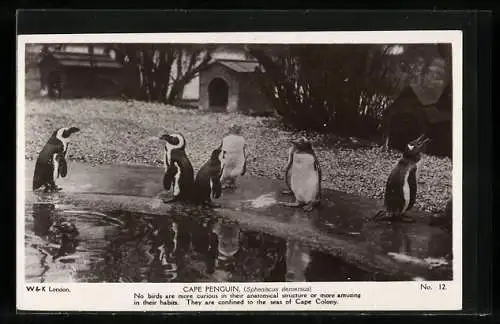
279,201 -> 303,208
398,215 -> 416,223
203,201 -> 221,209
371,210 -> 388,222
372,211 -> 416,223
303,200 -> 321,212
303,204 -> 314,212
43,185 -> 62,193
162,197 -> 178,204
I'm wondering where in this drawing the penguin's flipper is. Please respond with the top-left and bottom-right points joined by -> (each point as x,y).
163,164 -> 177,191
241,159 -> 247,176
58,154 -> 68,178
241,144 -> 248,176
314,158 -> 322,201
211,174 -> 222,199
284,147 -> 294,191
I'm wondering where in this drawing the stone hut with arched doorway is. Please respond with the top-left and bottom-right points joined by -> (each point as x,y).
198,59 -> 274,115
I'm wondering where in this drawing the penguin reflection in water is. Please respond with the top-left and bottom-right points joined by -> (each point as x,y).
193,148 -> 225,208
279,137 -> 321,212
159,132 -> 195,204
33,127 -> 80,193
372,134 -> 431,223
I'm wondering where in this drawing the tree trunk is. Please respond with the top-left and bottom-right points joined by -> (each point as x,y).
166,52 -> 211,104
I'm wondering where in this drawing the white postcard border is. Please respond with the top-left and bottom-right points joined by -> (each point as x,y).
16,30 -> 463,312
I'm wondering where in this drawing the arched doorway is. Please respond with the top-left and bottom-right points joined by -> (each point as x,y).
208,78 -> 229,111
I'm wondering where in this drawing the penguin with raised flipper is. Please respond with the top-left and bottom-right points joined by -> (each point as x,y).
193,148 -> 225,208
32,127 -> 80,193
372,134 -> 431,223
279,137 -> 321,212
220,123 -> 248,190
159,132 -> 195,204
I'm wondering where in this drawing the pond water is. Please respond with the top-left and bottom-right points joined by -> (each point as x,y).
25,202 -> 403,283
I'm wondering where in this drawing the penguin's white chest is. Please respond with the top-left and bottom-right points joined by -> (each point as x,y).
290,153 -> 319,203
402,170 -> 411,213
402,164 -> 419,213
52,153 -> 59,180
172,162 -> 181,196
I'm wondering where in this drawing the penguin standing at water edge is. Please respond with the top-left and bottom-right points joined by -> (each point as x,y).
193,148 -> 225,208
279,137 -> 321,212
159,132 -> 195,204
33,127 -> 80,192
220,123 -> 248,189
372,134 -> 431,223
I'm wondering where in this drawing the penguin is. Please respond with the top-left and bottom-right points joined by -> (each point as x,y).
220,124 -> 248,189
372,134 -> 431,223
159,132 -> 195,204
279,137 -> 321,212
193,148 -> 225,208
32,127 -> 80,192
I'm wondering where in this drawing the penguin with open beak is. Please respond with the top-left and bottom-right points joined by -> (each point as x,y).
372,134 -> 432,223
279,137 -> 322,212
32,127 -> 80,193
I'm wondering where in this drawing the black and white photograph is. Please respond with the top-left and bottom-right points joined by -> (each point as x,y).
17,31 -> 462,312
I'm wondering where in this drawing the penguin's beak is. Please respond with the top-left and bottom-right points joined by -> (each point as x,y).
68,127 -> 80,134
159,134 -> 170,141
412,134 -> 431,152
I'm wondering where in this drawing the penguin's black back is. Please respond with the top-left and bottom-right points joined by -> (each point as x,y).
194,154 -> 223,203
32,140 -> 64,190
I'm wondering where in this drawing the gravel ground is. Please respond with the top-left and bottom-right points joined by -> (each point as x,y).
24,99 -> 452,214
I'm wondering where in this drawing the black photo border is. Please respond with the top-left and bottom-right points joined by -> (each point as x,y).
8,9 -> 493,322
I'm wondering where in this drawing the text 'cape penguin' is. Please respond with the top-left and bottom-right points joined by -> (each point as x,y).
373,134 -> 431,223
220,124 -> 248,189
160,132 -> 195,204
280,137 -> 322,212
32,127 -> 80,192
193,148 -> 225,208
